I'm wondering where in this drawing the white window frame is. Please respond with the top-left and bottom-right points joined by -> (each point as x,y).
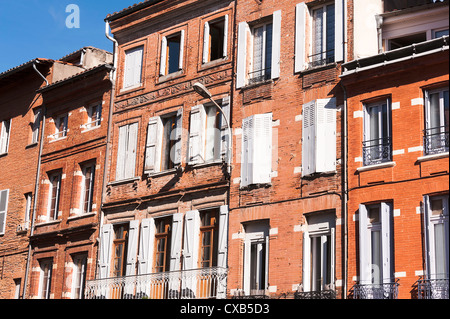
123,46 -> 144,90
0,119 -> 11,154
71,254 -> 87,299
309,2 -> 336,67
38,259 -> 53,299
80,163 -> 95,214
51,114 -> 68,140
203,15 -> 229,64
47,172 -> 62,221
424,87 -> 449,155
85,103 -> 102,130
0,189 -> 9,235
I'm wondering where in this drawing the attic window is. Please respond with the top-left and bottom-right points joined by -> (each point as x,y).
388,32 -> 426,50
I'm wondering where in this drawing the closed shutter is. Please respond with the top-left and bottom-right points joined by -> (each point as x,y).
0,189 -> 9,235
126,220 -> 140,276
138,218 -> 156,275
381,202 -> 393,284
170,213 -> 184,271
302,101 -> 316,176
124,47 -> 143,89
241,116 -> 254,187
316,98 -> 336,173
220,96 -> 231,161
145,117 -> 160,173
125,122 -> 138,179
253,113 -> 272,184
295,3 -> 307,73
183,210 -> 201,270
124,49 -> 135,89
334,0 -> 344,62
203,22 -> 210,64
134,47 -> 143,86
173,108 -> 183,166
160,36 -> 168,76
271,10 -> 282,79
236,22 -> 249,88
359,204 -> 370,284
98,224 -> 113,279
189,105 -> 205,164
302,230 -> 311,292
116,125 -> 128,180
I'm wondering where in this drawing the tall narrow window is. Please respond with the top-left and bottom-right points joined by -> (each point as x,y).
203,17 -> 228,64
161,115 -> 177,171
200,210 -> 219,268
112,224 -> 128,278
311,3 -> 335,67
0,119 -> 11,154
116,122 -> 138,181
86,104 -> 102,129
160,32 -> 184,76
31,108 -> 41,144
53,114 -> 68,140
363,100 -> 392,166
204,105 -> 222,162
38,259 -> 53,299
48,173 -> 61,221
80,163 -> 95,214
0,189 -> 9,235
424,87 -> 449,155
72,254 -> 87,299
250,22 -> 273,84
123,46 -> 143,90
24,193 -> 32,227
154,217 -> 172,273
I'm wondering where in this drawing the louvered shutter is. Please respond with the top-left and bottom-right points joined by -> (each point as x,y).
253,113 -> 272,184
381,202 -> 393,284
160,36 -> 167,76
98,224 -> 113,279
189,105 -> 205,164
334,0 -> 344,62
0,189 -> 9,235
138,218 -> 156,275
183,210 -> 201,270
302,230 -> 311,291
173,108 -> 183,166
359,204 -> 371,284
126,220 -> 140,276
271,10 -> 282,79
170,213 -> 184,271
295,3 -> 307,73
220,96 -> 231,161
236,22 -> 248,88
316,98 -> 336,173
116,125 -> 128,180
125,122 -> 138,179
145,117 -> 160,173
203,22 -> 210,64
302,101 -> 316,176
241,116 -> 254,187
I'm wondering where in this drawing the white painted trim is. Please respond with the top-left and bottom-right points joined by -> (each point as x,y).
356,161 -> 396,172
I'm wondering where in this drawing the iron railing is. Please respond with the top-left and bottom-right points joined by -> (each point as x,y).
231,289 -> 270,299
308,50 -> 335,68
362,136 -> 392,166
84,267 -> 227,300
417,277 -> 449,299
423,126 -> 449,155
294,290 -> 337,299
350,280 -> 399,299
248,68 -> 272,85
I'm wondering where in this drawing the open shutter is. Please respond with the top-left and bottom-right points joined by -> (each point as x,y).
125,122 -> 138,179
217,205 -> 229,268
170,213 -> 183,271
126,220 -> 140,276
0,189 -> 9,235
223,15 -> 229,58
264,236 -> 270,292
183,210 -> 201,270
302,230 -> 311,292
330,227 -> 336,289
423,196 -> 431,278
179,30 -> 185,71
295,3 -> 307,73
253,113 -> 272,184
134,47 -> 143,86
203,22 -> 210,63
189,105 -> 205,164
241,116 -> 254,187
145,117 -> 159,173
160,36 -> 167,76
359,204 -> 371,284
381,202 -> 393,283
302,101 -> 316,176
116,125 -> 128,180
334,0 -> 344,62
271,10 -> 282,79
124,50 -> 135,89
220,96 -> 231,161
243,239 -> 251,295
236,22 -> 248,89
316,98 -> 337,173
173,108 -> 183,166
138,218 -> 155,275
98,224 -> 113,279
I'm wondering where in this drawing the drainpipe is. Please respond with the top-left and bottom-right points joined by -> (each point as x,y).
22,60 -> 49,299
376,15 -> 384,54
340,80 -> 348,299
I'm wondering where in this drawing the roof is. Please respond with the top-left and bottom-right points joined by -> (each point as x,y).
105,0 -> 164,22
0,58 -> 53,82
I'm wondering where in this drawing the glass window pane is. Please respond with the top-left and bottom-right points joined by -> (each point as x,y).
444,90 -> 449,129
326,4 -> 335,62
434,223 -> 447,279
253,26 -> 264,74
429,92 -> 441,130
371,230 -> 382,284
167,34 -> 181,74
264,23 -> 273,78
312,8 -> 324,58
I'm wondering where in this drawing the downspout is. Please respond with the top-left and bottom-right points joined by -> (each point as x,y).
376,15 -> 384,54
22,60 -> 49,299
340,80 -> 348,299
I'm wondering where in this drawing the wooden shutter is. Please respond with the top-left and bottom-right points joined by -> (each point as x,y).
241,116 -> 254,187
125,122 -> 138,179
359,204 -> 370,284
316,98 -> 336,173
116,125 -> 128,180
243,239 -> 251,294
217,205 -> 229,268
173,108 -> 183,166
98,224 -> 113,279
223,15 -> 229,58
295,3 -> 307,73
189,105 -> 205,164
124,49 -> 135,88
133,47 -> 143,87
0,189 -> 9,235
302,230 -> 311,292
381,202 -> 393,284
271,10 -> 282,79
203,22 -> 210,64
126,220 -> 140,276
236,22 -> 248,89
138,218 -> 155,275
253,113 -> 272,184
423,196 -> 432,278
160,36 -> 167,76
145,117 -> 160,173
334,0 -> 344,62
183,210 -> 201,270
302,101 -> 316,176
179,30 -> 185,71
170,213 -> 183,271
220,96 -> 231,160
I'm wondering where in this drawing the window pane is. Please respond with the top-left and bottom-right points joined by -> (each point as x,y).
264,23 -> 273,78
310,236 -> 321,291
326,4 -> 335,63
209,20 -> 225,61
444,90 -> 449,129
369,106 -> 380,143
434,29 -> 449,38
434,223 -> 447,279
312,8 -> 324,59
429,92 -> 441,130
167,34 -> 181,74
253,26 -> 264,74
371,230 -> 382,284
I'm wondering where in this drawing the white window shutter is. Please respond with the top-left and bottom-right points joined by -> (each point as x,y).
223,15 -> 229,58
0,189 -> 9,235
423,195 -> 432,278
124,50 -> 135,89
271,10 -> 282,79
381,202 -> 392,284
330,227 -> 336,288
315,98 -> 336,173
334,0 -> 344,62
243,239 -> 251,294
160,36 -> 167,76
241,116 -> 254,187
116,125 -> 128,181
217,205 -> 229,268
125,122 -> 138,179
179,30 -> 185,71
145,117 -> 159,173
133,47 -> 143,86
173,108 -> 183,166
170,213 -> 184,271
189,105 -> 205,164
295,3 -> 307,73
203,22 -> 210,63
183,210 -> 201,270
302,101 -> 316,176
236,22 -> 249,89
359,204 -> 371,284
220,96 -> 231,160
138,218 -> 155,275
302,230 -> 311,292
126,220 -> 140,276
253,113 -> 272,184
98,224 -> 113,279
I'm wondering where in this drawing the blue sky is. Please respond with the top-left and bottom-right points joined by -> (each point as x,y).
0,0 -> 140,73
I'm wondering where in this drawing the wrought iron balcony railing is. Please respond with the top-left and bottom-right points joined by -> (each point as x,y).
308,50 -> 335,69
350,280 -> 399,299
84,267 -> 227,300
248,68 -> 272,85
294,290 -> 337,299
423,126 -> 449,156
417,276 -> 449,299
231,289 -> 270,299
362,136 -> 392,166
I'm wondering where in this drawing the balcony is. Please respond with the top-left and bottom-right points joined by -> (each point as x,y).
308,49 -> 335,69
248,68 -> 272,85
423,126 -> 449,156
84,267 -> 227,299
231,289 -> 270,299
362,136 -> 392,166
350,280 -> 399,299
417,277 -> 449,299
294,290 -> 337,299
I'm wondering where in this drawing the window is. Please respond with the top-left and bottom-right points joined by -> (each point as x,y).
241,113 -> 273,187
31,108 -> 41,144
359,203 -> 393,288
80,163 -> 95,214
363,99 -> 392,166
123,46 -> 143,90
85,103 -> 102,129
236,10 -> 281,88
116,122 -> 138,181
423,195 -> 449,281
24,193 -> 32,228
0,119 -> 11,154
188,97 -> 230,165
310,3 -> 335,68
144,109 -> 183,174
38,259 -> 52,299
72,254 -> 87,299
112,224 -> 128,277
203,16 -> 228,63
302,98 -> 337,176
433,29 -> 449,38
47,172 -> 62,221
14,279 -> 21,299
0,189 -> 9,235
388,33 -> 426,50
200,210 -> 219,268
53,114 -> 68,140
160,31 -> 185,76
154,217 -> 172,273
424,87 -> 449,155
